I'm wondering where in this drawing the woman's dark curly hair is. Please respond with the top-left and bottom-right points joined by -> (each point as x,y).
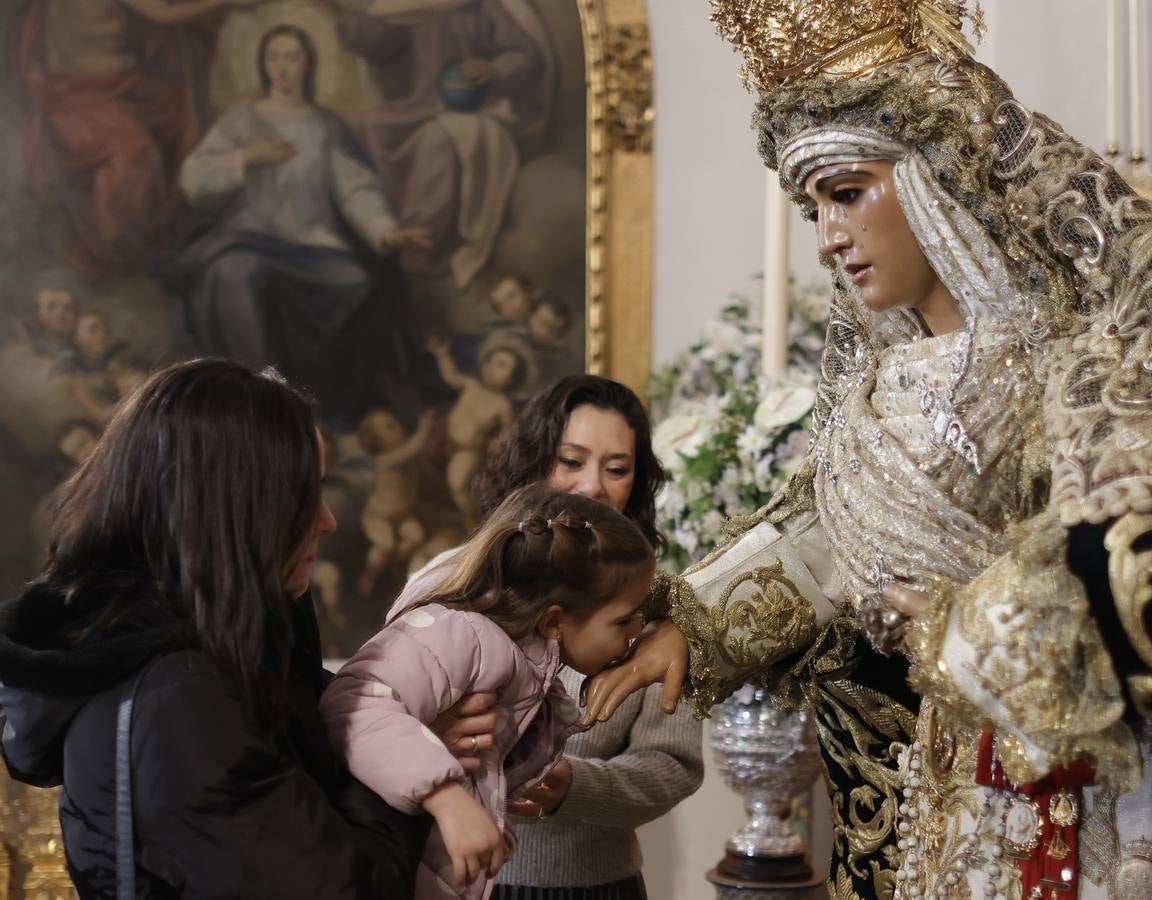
472,375 -> 667,552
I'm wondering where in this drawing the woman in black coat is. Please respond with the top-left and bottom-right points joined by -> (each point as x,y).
0,359 -> 429,898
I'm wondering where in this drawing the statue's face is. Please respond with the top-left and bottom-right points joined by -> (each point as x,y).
804,161 -> 950,317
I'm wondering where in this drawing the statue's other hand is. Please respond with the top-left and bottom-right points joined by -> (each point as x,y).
882,584 -> 930,619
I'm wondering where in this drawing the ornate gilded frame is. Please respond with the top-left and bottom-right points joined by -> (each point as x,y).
0,4 -> 655,896
580,0 -> 654,394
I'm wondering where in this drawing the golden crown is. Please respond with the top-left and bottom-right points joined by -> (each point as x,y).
710,0 -> 985,91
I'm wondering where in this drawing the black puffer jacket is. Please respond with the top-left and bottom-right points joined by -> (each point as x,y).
0,576 -> 429,899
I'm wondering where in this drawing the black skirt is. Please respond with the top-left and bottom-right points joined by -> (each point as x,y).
491,875 -> 647,900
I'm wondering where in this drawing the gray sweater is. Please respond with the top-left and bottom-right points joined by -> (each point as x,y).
495,667 -> 704,888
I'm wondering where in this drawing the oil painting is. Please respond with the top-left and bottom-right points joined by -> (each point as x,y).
0,0 -> 589,656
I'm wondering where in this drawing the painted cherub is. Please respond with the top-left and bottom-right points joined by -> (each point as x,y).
526,291 -> 573,349
427,334 -> 525,526
356,407 -> 436,598
71,354 -> 149,425
18,287 -> 76,361
488,274 -> 536,329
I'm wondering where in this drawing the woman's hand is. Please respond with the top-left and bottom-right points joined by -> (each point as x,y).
422,782 -> 507,886
243,139 -> 296,168
429,692 -> 497,775
581,619 -> 688,724
458,57 -> 495,83
382,226 -> 434,252
506,757 -> 572,818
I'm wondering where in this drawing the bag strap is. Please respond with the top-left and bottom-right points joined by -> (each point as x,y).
115,664 -> 151,900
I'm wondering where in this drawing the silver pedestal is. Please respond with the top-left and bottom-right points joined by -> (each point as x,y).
708,685 -> 823,899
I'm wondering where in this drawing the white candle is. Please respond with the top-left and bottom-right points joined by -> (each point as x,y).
761,173 -> 790,374
1130,0 -> 1145,162
1108,0 -> 1120,152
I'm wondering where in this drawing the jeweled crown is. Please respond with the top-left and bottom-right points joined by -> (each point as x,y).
709,0 -> 985,91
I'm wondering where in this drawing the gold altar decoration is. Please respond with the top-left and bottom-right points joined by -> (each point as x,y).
0,2 -> 654,895
0,776 -> 73,900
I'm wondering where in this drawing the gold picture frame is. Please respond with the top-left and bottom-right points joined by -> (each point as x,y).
581,0 -> 654,395
0,3 -> 653,894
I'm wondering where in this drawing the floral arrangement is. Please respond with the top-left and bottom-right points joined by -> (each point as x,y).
650,280 -> 829,570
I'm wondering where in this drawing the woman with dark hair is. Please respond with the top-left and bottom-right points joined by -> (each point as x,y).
165,24 -> 431,429
430,374 -> 702,900
0,359 -> 427,898
473,374 -> 666,551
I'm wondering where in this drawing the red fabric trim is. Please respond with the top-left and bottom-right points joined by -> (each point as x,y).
975,731 -> 1093,898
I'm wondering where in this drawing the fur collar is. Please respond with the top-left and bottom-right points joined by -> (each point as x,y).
0,574 -> 198,697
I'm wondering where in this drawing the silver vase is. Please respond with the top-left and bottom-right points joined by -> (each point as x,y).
709,685 -> 822,869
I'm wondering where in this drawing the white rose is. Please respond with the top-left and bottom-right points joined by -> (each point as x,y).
684,480 -> 707,503
754,456 -> 780,492
736,427 -> 770,460
652,414 -> 708,471
657,483 -> 686,518
674,526 -> 699,558
700,510 -> 724,541
703,319 -> 746,357
753,385 -> 817,432
715,482 -> 742,510
731,358 -> 751,387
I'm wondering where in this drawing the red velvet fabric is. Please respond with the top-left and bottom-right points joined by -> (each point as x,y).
976,730 -> 1096,898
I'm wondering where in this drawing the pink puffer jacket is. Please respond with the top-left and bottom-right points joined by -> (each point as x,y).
320,558 -> 583,899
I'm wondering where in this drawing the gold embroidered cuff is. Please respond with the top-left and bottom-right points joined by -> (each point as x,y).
905,581 -> 994,739
661,572 -> 734,718
662,563 -> 822,719
641,568 -> 675,624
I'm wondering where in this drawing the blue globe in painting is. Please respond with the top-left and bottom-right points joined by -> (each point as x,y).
439,62 -> 488,112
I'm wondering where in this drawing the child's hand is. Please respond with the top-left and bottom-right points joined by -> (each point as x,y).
422,782 -> 507,886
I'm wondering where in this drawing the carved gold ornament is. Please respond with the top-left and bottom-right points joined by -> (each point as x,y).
1049,789 -> 1080,828
709,0 -> 985,91
580,0 -> 654,393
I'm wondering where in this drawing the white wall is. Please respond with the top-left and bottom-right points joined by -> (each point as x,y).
647,2 -> 765,367
639,2 -> 1119,897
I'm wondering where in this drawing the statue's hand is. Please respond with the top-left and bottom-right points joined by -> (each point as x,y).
581,619 -> 687,724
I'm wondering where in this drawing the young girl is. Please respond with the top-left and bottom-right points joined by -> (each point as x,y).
320,484 -> 656,900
